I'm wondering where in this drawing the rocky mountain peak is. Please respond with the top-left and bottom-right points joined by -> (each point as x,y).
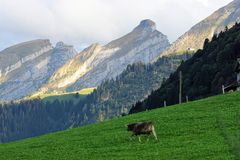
40,20 -> 169,93
1,19 -> 169,100
55,41 -> 74,49
0,39 -> 79,100
133,19 -> 156,32
55,41 -> 65,48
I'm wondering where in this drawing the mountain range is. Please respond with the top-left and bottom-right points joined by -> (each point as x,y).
38,19 -> 170,93
1,0 -> 240,101
0,20 -> 170,100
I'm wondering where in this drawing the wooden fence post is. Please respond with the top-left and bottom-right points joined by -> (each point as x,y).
222,85 -> 225,94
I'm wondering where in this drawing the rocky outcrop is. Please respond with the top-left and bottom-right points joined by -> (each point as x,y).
43,44 -> 102,91
162,0 -> 240,56
43,19 -> 170,92
0,40 -> 77,100
0,40 -> 53,80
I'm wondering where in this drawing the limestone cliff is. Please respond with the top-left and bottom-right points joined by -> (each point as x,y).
42,19 -> 170,92
0,40 -> 77,100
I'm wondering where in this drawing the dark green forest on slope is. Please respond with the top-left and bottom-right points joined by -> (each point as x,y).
130,23 -> 240,114
84,54 -> 190,119
0,54 -> 190,143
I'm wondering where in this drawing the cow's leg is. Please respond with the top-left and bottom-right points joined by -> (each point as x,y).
152,126 -> 158,140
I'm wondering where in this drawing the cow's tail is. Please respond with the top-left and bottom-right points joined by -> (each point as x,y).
152,125 -> 158,140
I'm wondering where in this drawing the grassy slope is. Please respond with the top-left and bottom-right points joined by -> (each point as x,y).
29,88 -> 95,104
0,92 -> 240,159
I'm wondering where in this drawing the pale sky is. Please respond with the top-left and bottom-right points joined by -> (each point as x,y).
0,0 -> 233,51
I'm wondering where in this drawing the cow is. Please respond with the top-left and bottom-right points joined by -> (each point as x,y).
127,121 -> 158,142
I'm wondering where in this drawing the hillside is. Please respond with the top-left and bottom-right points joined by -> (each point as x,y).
28,88 -> 95,104
0,92 -> 239,159
162,0 -> 240,56
130,21 -> 240,114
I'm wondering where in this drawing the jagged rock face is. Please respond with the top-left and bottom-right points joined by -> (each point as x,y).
0,40 -> 52,81
0,40 -> 77,100
163,0 -> 240,56
44,19 -> 170,92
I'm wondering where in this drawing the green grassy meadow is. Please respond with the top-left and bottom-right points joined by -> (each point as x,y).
0,92 -> 240,159
30,88 -> 95,104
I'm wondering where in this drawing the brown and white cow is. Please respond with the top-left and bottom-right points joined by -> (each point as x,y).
127,121 -> 157,142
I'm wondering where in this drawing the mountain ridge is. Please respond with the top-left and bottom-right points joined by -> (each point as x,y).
161,0 -> 240,57
39,19 -> 170,93
0,40 -> 78,100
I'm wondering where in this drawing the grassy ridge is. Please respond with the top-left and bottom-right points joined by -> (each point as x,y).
29,88 -> 95,104
0,92 -> 240,159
